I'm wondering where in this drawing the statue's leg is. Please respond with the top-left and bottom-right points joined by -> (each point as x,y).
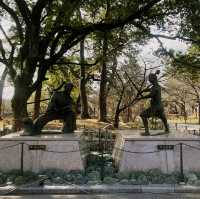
72,112 -> 77,130
34,113 -> 58,134
62,112 -> 76,133
140,109 -> 151,135
159,112 -> 169,133
22,118 -> 34,135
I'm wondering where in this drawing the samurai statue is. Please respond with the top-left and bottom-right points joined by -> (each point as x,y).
139,70 -> 169,136
23,82 -> 76,135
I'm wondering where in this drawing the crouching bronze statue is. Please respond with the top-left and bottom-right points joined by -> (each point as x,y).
23,82 -> 76,135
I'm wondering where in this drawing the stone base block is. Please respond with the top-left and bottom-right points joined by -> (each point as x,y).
0,131 -> 84,172
113,130 -> 200,173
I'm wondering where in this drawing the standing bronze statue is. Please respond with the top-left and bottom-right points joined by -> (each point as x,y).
139,70 -> 169,136
23,82 -> 76,135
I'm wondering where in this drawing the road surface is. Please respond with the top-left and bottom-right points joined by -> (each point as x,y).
0,194 -> 200,199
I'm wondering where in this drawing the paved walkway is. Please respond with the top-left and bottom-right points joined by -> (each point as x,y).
0,194 -> 200,199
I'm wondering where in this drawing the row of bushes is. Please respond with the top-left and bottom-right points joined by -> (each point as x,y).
1,168 -> 200,186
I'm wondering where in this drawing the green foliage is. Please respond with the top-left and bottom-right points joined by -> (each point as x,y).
146,169 -> 165,184
0,173 -> 6,184
103,176 -> 118,184
136,174 -> 149,185
104,165 -> 115,177
52,177 -> 65,184
87,171 -> 101,181
0,168 -> 200,185
87,180 -> 101,185
115,171 -> 131,180
119,179 -> 130,185
169,46 -> 200,76
186,173 -> 198,185
14,176 -> 26,185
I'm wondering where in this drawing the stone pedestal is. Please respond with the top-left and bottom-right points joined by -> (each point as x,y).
0,131 -> 84,172
113,130 -> 200,173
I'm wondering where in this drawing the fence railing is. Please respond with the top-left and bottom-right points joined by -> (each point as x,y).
169,123 -> 200,136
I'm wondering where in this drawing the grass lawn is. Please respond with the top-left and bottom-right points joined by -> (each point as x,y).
0,115 -> 200,132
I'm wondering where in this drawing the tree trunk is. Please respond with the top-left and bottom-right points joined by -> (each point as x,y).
182,103 -> 187,124
113,111 -> 120,128
33,82 -> 42,120
80,39 -> 90,119
11,81 -> 31,131
113,88 -> 124,128
198,101 -> 200,125
99,32 -> 108,122
126,106 -> 132,123
0,68 -> 7,119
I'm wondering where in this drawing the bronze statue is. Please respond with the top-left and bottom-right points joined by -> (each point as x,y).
23,82 -> 76,135
139,70 -> 169,136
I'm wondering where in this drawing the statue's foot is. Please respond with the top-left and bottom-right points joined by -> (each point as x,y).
164,129 -> 170,134
21,131 -> 31,136
141,132 -> 150,136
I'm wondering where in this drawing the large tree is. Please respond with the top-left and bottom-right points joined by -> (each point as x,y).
167,63 -> 200,124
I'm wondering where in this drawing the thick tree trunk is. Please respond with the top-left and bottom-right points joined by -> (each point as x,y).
11,82 -> 31,131
0,68 -> 7,119
33,83 -> 42,120
99,32 -> 108,122
80,39 -> 90,119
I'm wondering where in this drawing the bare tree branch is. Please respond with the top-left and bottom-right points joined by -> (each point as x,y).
0,40 -> 7,65
62,0 -> 162,33
0,24 -> 13,47
0,0 -> 23,42
55,58 -> 99,67
14,0 -> 31,26
151,33 -> 200,46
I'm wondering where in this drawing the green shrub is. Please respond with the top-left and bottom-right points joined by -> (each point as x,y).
119,179 -> 130,185
52,177 -> 65,184
115,172 -> 131,180
103,177 -> 118,184
164,175 -> 178,184
14,176 -> 26,185
0,173 -> 7,184
87,171 -> 100,181
137,174 -> 149,185
129,178 -> 138,185
87,180 -> 101,185
103,166 -> 115,177
186,173 -> 198,185
146,169 -> 165,184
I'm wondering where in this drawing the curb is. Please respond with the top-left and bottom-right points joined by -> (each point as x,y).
1,184 -> 200,195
